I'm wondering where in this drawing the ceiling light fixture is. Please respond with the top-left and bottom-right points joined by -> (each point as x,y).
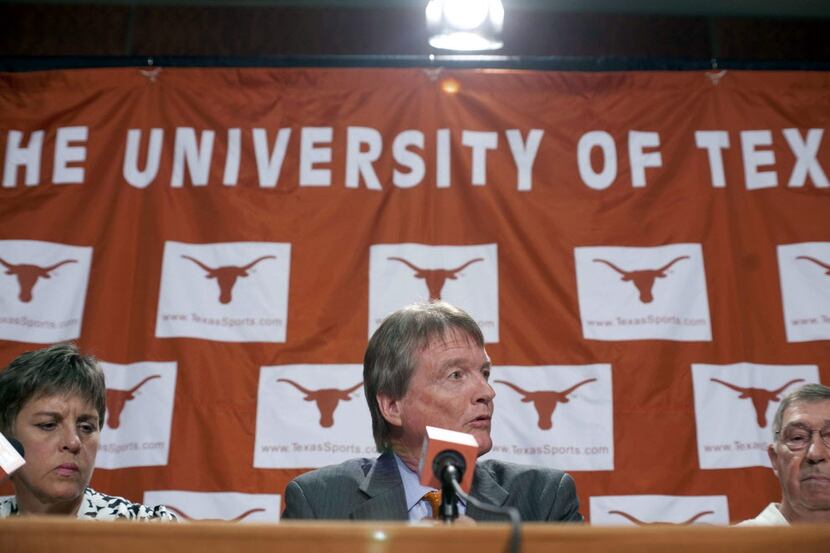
425,0 -> 505,52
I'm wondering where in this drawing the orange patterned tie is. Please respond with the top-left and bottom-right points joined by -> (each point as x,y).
422,490 -> 442,519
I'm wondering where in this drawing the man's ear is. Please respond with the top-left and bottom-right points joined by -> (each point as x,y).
377,393 -> 402,428
768,443 -> 780,478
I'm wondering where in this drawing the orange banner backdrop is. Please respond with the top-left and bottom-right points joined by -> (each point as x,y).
0,67 -> 828,524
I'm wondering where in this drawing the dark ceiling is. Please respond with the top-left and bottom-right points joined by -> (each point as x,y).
5,0 -> 830,18
1,0 -> 829,67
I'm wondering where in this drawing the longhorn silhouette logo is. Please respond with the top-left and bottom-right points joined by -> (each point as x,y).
710,378 -> 805,428
0,257 -> 77,303
797,256 -> 830,276
608,510 -> 714,526
166,506 -> 265,522
387,257 -> 483,301
494,378 -> 597,430
593,256 -> 689,303
181,255 -> 275,304
105,375 -> 162,429
278,379 -> 363,428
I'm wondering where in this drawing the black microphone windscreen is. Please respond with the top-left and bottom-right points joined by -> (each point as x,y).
433,449 -> 466,483
9,438 -> 24,458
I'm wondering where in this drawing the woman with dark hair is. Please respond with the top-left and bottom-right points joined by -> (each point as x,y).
0,343 -> 176,520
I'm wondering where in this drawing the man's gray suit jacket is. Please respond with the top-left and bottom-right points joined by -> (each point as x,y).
282,452 -> 583,522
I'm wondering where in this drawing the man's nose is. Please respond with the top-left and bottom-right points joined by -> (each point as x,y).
475,374 -> 496,403
805,432 -> 829,463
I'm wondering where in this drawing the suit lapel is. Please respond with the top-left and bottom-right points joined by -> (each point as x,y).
350,451 -> 408,520
466,463 -> 510,521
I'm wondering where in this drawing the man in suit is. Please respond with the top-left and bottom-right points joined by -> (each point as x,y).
282,301 -> 583,522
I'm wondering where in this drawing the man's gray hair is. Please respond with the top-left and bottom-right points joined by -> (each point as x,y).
0,343 -> 106,436
364,301 -> 484,452
771,383 -> 830,438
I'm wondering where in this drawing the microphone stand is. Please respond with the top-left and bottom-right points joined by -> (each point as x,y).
439,464 -> 461,522
451,479 -> 522,553
433,449 -> 466,523
431,448 -> 522,553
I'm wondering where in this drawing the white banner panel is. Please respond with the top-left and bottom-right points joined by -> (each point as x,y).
143,490 -> 281,522
0,240 -> 92,343
484,364 -> 613,471
590,494 -> 729,525
97,361 -> 177,469
156,241 -> 291,343
692,362 -> 820,469
778,242 -> 830,342
369,243 -> 499,343
575,244 -> 711,341
254,364 -> 375,468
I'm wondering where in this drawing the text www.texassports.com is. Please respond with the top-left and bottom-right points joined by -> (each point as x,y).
98,441 -> 166,454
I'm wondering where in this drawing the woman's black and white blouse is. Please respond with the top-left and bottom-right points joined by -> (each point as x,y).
0,487 -> 177,520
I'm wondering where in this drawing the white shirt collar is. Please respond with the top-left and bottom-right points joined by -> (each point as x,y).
393,452 -> 439,512
393,452 -> 466,520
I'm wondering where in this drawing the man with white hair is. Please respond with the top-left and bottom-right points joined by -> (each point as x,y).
739,383 -> 830,525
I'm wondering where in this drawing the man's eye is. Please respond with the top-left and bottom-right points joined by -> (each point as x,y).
449,371 -> 463,380
79,423 -> 97,434
36,422 -> 57,431
482,369 -> 491,380
788,433 -> 808,443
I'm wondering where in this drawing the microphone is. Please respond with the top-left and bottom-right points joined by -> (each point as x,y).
418,426 -> 478,521
1,433 -> 25,484
433,449 -> 466,488
418,428 -> 523,553
433,449 -> 466,521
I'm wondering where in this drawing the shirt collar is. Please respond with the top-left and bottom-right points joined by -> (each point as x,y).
392,452 -> 466,512
393,452 -> 438,512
